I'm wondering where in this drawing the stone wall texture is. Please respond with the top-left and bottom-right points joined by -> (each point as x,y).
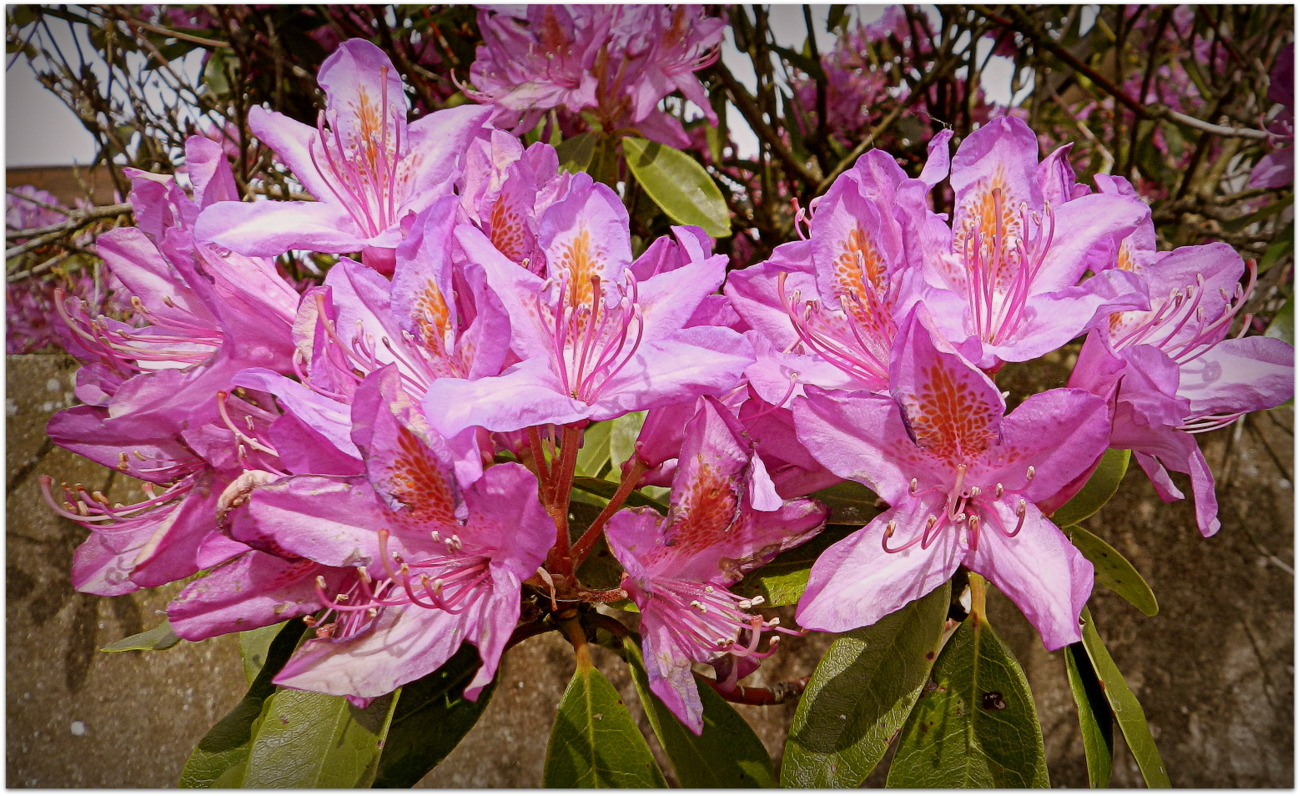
7,353 -> 1293,787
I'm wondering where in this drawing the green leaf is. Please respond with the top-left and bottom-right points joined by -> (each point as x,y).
622,137 -> 730,238
733,524 -> 856,607
201,49 -> 230,97
556,132 -> 599,174
543,651 -> 667,788
575,420 -> 614,478
608,411 -> 646,470
1258,220 -> 1293,275
1266,296 -> 1294,347
101,619 -> 182,652
1066,526 -> 1159,617
1064,643 -> 1114,788
781,584 -> 950,787
572,476 -> 668,513
811,480 -> 882,526
1078,607 -> 1170,788
373,644 -> 497,787
241,688 -> 397,788
887,610 -> 1049,788
180,621 -> 304,787
1053,449 -> 1130,528
826,4 -> 849,32
622,637 -> 774,788
239,622 -> 287,684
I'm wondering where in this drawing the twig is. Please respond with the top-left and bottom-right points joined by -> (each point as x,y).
7,252 -> 72,283
5,203 -> 132,259
709,60 -> 822,190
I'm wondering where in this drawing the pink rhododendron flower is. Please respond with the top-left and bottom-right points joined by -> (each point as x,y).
231,369 -> 551,700
197,39 -> 490,272
726,135 -> 951,402
1250,43 -> 1294,190
467,6 -> 724,147
1068,198 -> 1294,535
607,397 -> 826,733
424,178 -> 752,435
794,309 -> 1111,650
912,116 -> 1150,368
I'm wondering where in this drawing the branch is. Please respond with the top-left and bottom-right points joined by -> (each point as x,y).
708,60 -> 822,190
5,203 -> 132,260
978,5 -> 1270,141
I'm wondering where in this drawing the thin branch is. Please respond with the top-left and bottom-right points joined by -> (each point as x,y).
709,60 -> 822,190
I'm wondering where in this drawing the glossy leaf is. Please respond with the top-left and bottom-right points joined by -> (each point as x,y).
576,420 -> 614,478
887,611 -> 1050,788
608,411 -> 646,470
241,689 -> 397,788
1053,449 -> 1131,528
1064,643 -> 1114,788
811,480 -> 882,526
101,619 -> 182,652
733,523 -> 856,607
572,476 -> 669,512
239,622 -> 287,684
556,132 -> 598,174
623,136 -> 730,238
1266,295 -> 1293,347
179,621 -> 304,788
542,650 -> 667,788
1067,526 -> 1159,617
781,584 -> 951,787
1079,607 -> 1171,788
373,643 -> 497,788
623,637 -> 774,788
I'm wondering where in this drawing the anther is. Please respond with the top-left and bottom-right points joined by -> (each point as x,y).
1025,465 -> 1035,481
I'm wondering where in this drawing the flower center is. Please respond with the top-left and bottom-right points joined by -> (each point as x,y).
636,577 -> 795,661
954,186 -> 1057,345
307,67 -> 408,237
307,527 -> 490,639
777,271 -> 893,390
884,463 -> 1032,554
544,269 -> 644,403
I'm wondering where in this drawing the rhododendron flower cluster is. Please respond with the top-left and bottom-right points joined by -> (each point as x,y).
42,31 -> 1292,753
465,5 -> 725,148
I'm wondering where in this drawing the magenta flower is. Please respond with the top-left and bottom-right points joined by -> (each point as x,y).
1069,238 -> 1294,536
423,178 -> 752,435
466,6 -> 724,147
457,130 -> 573,274
231,369 -> 552,700
197,39 -> 490,272
913,116 -> 1150,368
606,397 -> 827,732
793,309 -> 1111,650
726,137 -> 952,401
44,391 -> 282,596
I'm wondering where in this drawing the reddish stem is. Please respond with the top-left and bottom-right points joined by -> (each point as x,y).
699,673 -> 811,706
544,425 -> 584,575
570,459 -> 650,567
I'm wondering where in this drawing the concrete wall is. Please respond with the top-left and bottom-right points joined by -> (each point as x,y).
6,353 -> 1292,787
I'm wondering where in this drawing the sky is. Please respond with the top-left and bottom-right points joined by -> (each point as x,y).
4,6 -> 1017,168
